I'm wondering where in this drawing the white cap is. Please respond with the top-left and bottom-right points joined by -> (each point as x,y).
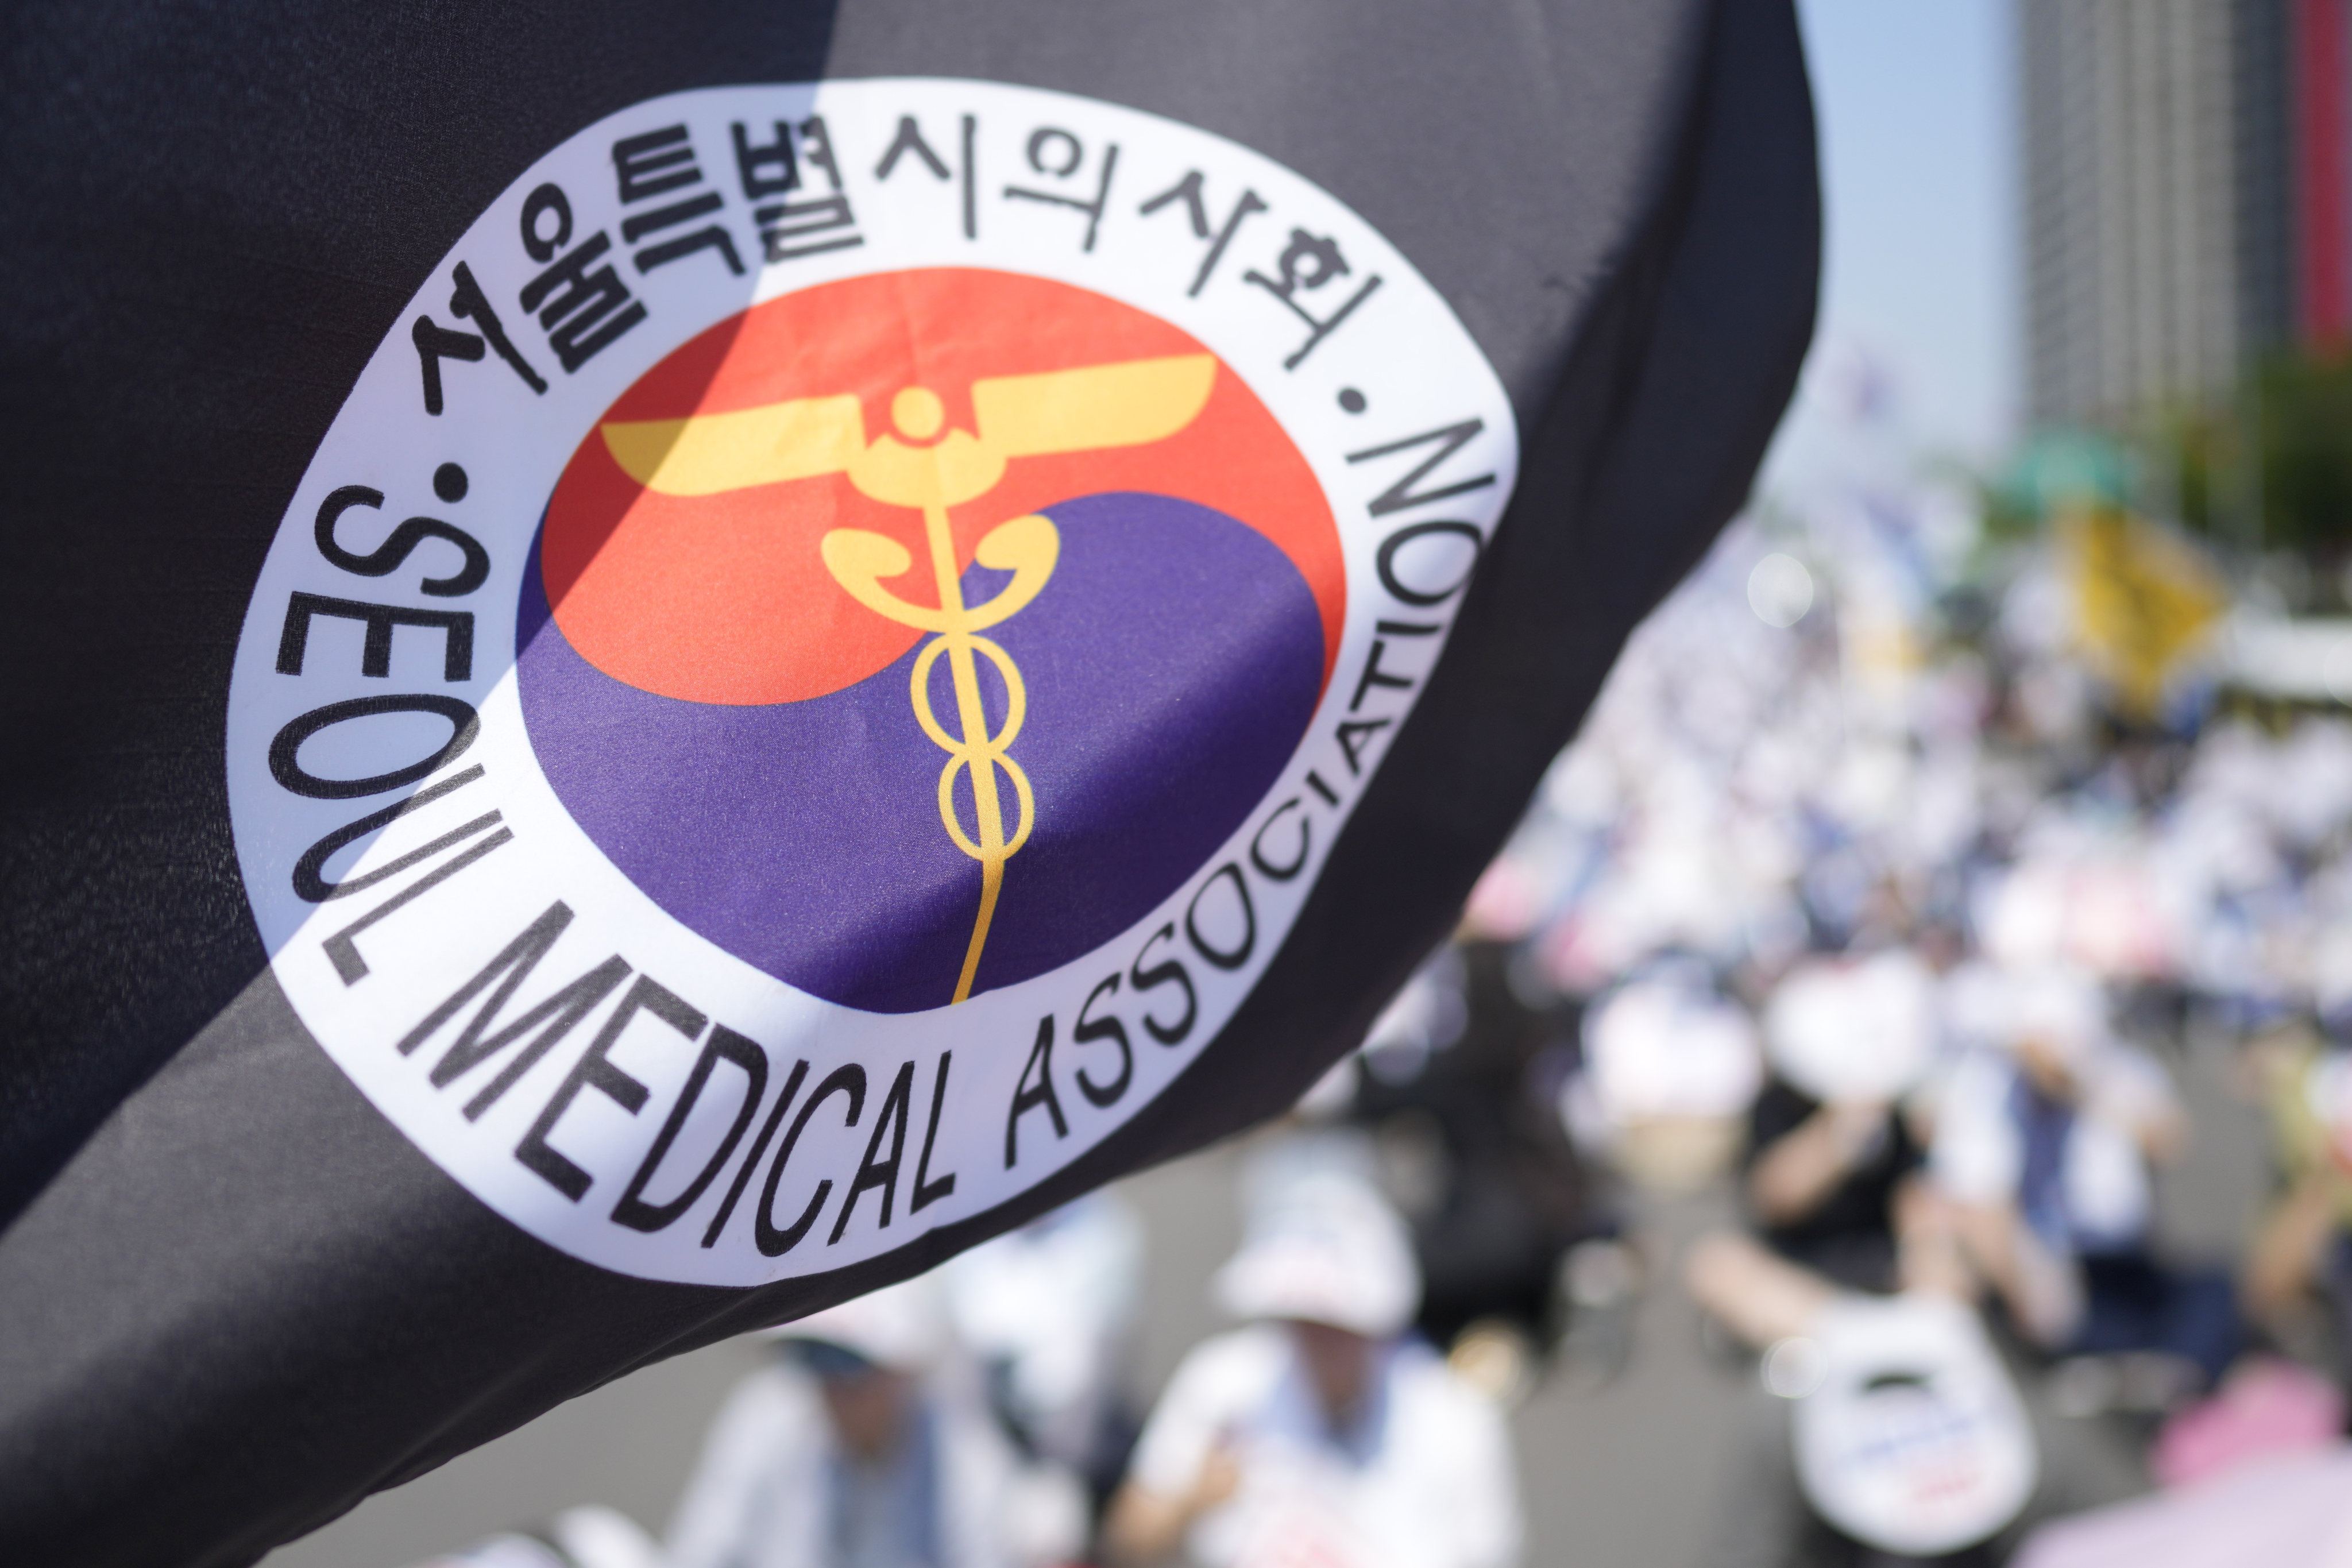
2002,965 -> 2106,1065
1764,949 -> 1934,1103
1583,978 -> 1762,1122
764,1275 -> 951,1372
1213,1174 -> 1419,1338
404,1508 -> 658,1568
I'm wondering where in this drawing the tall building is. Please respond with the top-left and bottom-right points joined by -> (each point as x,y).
2022,0 -> 2246,432
2022,1 -> 2352,434
2288,0 -> 2352,344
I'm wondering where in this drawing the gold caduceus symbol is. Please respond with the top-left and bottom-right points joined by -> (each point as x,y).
601,352 -> 1218,1005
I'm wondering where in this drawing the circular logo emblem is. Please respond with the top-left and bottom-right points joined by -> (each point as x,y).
227,79 -> 1515,1283
529,268 -> 1341,1014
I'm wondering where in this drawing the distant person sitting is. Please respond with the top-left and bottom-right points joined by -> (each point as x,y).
1687,949 -> 1950,1348
1349,940 -> 1598,1358
1103,1172 -> 1521,1568
2242,1034 -> 2352,1369
945,1191 -> 1144,1509
1930,968 -> 2237,1391
665,1278 -> 1083,1568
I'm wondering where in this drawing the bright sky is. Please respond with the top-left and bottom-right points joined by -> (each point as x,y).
1763,0 -> 2019,495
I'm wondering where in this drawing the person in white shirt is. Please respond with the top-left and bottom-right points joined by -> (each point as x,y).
1103,1170 -> 1521,1568
944,1191 -> 1143,1499
1929,967 -> 2237,1388
665,1278 -> 1083,1568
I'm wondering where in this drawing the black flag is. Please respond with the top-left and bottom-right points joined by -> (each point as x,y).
0,1 -> 1817,1562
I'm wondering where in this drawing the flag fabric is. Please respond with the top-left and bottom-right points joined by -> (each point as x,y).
2061,505 -> 2226,719
0,1 -> 1817,1562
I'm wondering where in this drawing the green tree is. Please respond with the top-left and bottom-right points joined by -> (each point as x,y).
2256,351 -> 2352,554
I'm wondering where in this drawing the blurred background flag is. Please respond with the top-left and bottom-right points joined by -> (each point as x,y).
2061,505 -> 2227,720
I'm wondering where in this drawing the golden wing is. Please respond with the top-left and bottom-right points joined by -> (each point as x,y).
601,395 -> 868,497
971,354 -> 1218,459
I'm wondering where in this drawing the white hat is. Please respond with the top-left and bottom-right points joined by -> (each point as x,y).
1582,978 -> 1762,1123
1764,949 -> 1934,1103
1213,1175 -> 1419,1338
406,1507 -> 658,1568
764,1275 -> 951,1372
2001,965 -> 2106,1065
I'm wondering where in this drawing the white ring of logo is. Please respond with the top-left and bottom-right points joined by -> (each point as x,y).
226,79 -> 1515,1284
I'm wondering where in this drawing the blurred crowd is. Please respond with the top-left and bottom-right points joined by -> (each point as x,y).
1397,458 -> 2352,1564
410,466 -> 2352,1567
418,1148 -> 1522,1568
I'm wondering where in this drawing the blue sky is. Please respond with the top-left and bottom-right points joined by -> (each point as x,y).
1764,0 -> 2018,491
